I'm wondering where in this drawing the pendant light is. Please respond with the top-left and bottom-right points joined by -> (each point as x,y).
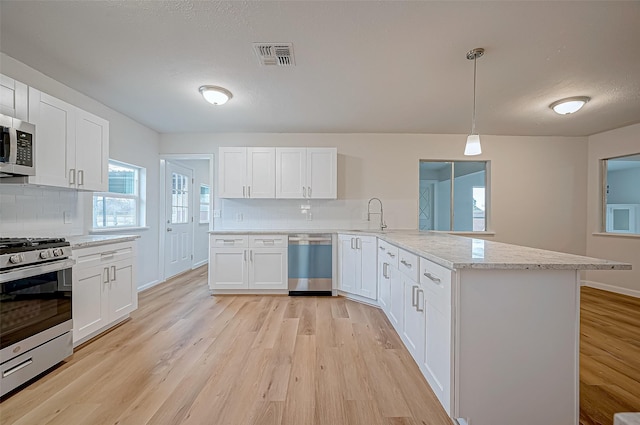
464,48 -> 484,156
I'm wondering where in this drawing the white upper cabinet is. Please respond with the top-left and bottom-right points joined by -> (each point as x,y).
0,74 -> 28,121
218,147 -> 275,198
275,147 -> 337,199
27,87 -> 109,191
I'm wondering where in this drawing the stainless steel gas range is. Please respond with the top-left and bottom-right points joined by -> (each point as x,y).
0,237 -> 74,397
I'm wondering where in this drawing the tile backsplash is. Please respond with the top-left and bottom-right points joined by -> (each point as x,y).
0,185 -> 83,237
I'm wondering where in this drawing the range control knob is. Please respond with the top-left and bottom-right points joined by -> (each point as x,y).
40,251 -> 51,259
9,254 -> 23,264
52,248 -> 63,257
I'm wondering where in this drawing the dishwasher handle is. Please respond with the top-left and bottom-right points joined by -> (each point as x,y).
288,236 -> 332,243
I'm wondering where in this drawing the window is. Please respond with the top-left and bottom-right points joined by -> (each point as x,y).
199,184 -> 210,223
171,172 -> 189,224
93,160 -> 145,229
419,160 -> 488,232
602,153 -> 640,234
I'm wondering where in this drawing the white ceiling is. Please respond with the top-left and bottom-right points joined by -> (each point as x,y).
1,1 -> 639,136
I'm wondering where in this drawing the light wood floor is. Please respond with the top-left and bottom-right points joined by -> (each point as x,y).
0,266 -> 452,425
580,287 -> 640,425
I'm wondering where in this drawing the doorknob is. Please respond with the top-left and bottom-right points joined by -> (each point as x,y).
167,228 -> 173,232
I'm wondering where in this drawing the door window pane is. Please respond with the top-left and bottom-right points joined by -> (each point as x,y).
171,172 -> 189,224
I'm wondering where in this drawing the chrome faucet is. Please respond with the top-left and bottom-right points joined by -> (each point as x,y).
367,197 -> 387,231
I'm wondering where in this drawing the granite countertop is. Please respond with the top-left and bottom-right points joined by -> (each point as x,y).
615,413 -> 640,425
210,229 -> 631,271
66,234 -> 140,249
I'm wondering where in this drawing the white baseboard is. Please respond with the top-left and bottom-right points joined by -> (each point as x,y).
193,259 -> 208,269
582,280 -> 640,299
137,279 -> 164,292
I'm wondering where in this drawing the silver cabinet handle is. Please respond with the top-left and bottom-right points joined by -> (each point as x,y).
223,239 -> 235,244
243,186 -> 246,197
104,267 -> 109,284
303,186 -> 307,198
412,285 -> 418,308
350,237 -> 355,249
356,238 -> 361,250
387,252 -> 396,258
416,289 -> 424,312
78,169 -> 84,186
250,250 -> 253,262
423,272 -> 441,283
167,228 -> 173,232
244,250 -> 247,262
111,265 -> 116,281
379,246 -> 386,251
69,168 -> 76,185
308,186 -> 312,197
248,186 -> 251,198
401,260 -> 413,269
100,251 -> 117,257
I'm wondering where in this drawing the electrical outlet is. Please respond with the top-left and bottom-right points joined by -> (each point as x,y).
213,210 -> 221,218
63,211 -> 72,224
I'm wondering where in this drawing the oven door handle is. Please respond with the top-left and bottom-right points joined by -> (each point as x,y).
0,258 -> 76,284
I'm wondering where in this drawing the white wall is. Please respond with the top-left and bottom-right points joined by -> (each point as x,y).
0,53 -> 162,290
585,123 -> 640,296
160,132 -> 590,256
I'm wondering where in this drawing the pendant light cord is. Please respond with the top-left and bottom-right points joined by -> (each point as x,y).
472,55 -> 477,135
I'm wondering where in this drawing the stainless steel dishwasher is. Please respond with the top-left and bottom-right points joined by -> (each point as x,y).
288,234 -> 333,296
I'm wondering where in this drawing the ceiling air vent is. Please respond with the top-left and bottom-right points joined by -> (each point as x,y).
253,43 -> 295,67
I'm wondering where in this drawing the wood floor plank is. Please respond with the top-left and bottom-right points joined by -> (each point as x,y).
280,335 -> 317,425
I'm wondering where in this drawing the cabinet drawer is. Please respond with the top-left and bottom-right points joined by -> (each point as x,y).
74,242 -> 134,268
398,248 -> 419,281
249,235 -> 287,247
210,235 -> 249,248
419,258 -> 452,312
377,239 -> 399,268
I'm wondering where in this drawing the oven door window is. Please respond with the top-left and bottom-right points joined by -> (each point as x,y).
0,270 -> 72,350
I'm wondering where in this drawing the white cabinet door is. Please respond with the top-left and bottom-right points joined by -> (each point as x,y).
247,147 -> 275,198
73,264 -> 109,343
75,109 -> 109,191
307,148 -> 337,199
275,147 -> 306,198
249,247 -> 287,290
209,248 -> 248,290
378,259 -> 391,313
423,296 -> 451,412
108,258 -> 136,322
0,74 -> 28,121
388,266 -> 403,332
218,147 -> 247,198
338,235 -> 357,294
28,88 -> 75,188
357,236 -> 377,300
402,276 -> 425,365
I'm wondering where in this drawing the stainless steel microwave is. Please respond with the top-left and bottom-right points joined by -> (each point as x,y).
0,113 -> 35,177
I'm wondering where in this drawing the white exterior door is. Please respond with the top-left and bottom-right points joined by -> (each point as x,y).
165,161 -> 194,279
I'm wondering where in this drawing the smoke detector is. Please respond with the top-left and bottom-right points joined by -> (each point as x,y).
253,43 -> 295,66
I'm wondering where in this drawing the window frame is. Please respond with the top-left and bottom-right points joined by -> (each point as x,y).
92,159 -> 146,231
601,153 -> 640,235
419,160 -> 490,233
199,184 -> 211,224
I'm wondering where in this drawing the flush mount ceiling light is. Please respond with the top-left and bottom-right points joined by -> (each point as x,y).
549,96 -> 590,115
464,47 -> 484,156
198,85 -> 233,105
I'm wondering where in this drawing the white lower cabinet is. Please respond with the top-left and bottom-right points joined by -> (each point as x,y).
338,234 -> 377,300
209,235 -> 287,292
72,241 -> 137,346
401,273 -> 425,365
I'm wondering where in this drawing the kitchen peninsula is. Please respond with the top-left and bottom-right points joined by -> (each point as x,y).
209,229 -> 630,425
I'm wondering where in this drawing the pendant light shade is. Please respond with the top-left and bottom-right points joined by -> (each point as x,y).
199,85 -> 233,105
464,48 -> 484,156
464,134 -> 482,156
